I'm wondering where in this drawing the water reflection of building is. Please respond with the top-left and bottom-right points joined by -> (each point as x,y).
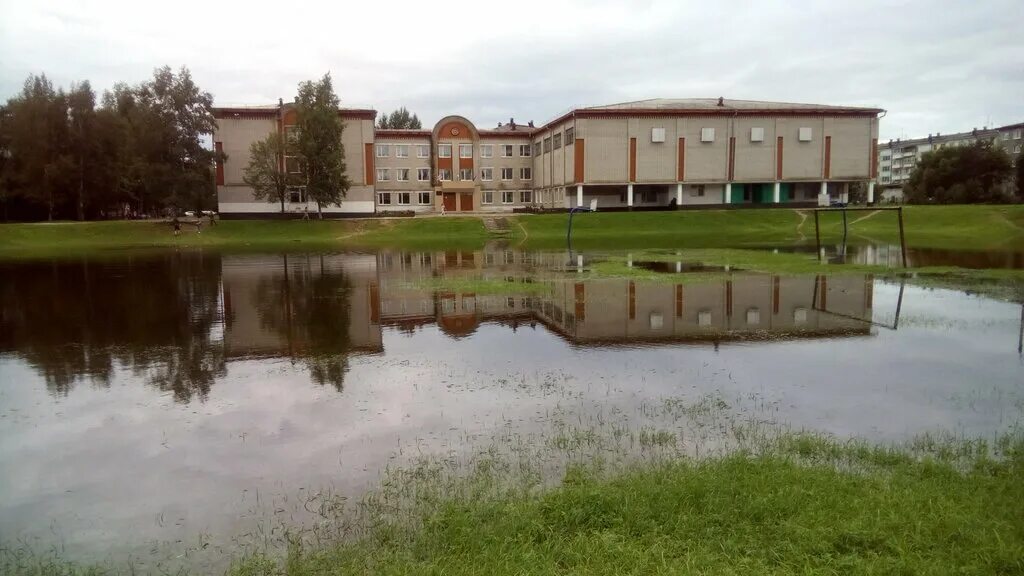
221,254 -> 383,360
534,275 -> 873,344
374,249 -> 875,344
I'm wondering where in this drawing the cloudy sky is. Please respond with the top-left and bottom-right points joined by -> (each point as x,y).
1,0 -> 1021,140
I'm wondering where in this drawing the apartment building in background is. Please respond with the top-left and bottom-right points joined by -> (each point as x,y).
213,98 -> 884,217
876,121 -> 1023,201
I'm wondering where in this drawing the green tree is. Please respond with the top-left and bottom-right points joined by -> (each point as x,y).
0,104 -> 11,221
243,131 -> 294,213
904,141 -> 1013,204
377,106 -> 422,129
1016,149 -> 1023,200
105,66 -> 219,216
4,75 -> 73,220
294,73 -> 350,218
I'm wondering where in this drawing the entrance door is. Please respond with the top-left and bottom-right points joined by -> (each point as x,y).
459,192 -> 474,211
443,193 -> 457,212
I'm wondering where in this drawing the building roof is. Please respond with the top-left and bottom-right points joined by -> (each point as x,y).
533,97 -> 884,133
582,98 -> 883,114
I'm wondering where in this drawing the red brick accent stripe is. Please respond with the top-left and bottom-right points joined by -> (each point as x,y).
776,136 -> 784,180
677,138 -> 685,181
728,137 -> 736,181
364,143 -> 374,185
574,139 -> 585,184
215,142 -> 224,185
824,136 -> 832,179
629,137 -> 637,182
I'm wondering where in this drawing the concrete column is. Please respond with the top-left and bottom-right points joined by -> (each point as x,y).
867,181 -> 876,204
724,183 -> 732,204
627,184 -> 634,207
676,183 -> 683,207
818,181 -> 829,207
773,181 -> 781,204
576,184 -> 583,208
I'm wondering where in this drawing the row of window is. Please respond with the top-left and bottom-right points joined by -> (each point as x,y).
482,190 -> 533,204
375,190 -> 534,205
374,167 -> 532,182
375,143 -> 532,159
534,128 -> 575,156
377,191 -> 434,205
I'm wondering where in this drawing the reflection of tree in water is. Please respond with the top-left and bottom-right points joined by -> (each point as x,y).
0,253 -> 225,401
253,254 -> 354,392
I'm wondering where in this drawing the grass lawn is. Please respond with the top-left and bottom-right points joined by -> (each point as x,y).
0,205 -> 1021,258
223,432 -> 1024,576
7,431 -> 1020,575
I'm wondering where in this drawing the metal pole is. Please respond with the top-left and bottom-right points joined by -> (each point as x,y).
1018,303 -> 1023,355
814,209 -> 822,262
893,278 -> 906,330
841,208 -> 848,261
897,206 -> 908,268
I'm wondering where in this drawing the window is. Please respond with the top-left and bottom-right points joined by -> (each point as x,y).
416,144 -> 429,158
459,168 -> 473,181
502,190 -> 515,203
500,167 -> 513,181
520,167 -> 532,180
459,143 -> 473,158
1015,144 -> 1022,154
396,168 -> 410,182
502,144 -> 513,157
1015,129 -> 1022,139
642,189 -> 658,203
375,144 -> 390,157
520,190 -> 532,203
418,192 -> 432,205
376,168 -> 389,181
417,168 -> 430,181
480,167 -> 494,181
533,141 -> 542,156
438,143 -> 452,158
397,192 -> 411,205
700,128 -> 715,142
519,144 -> 532,156
798,127 -> 813,142
690,185 -> 705,197
482,190 -> 494,204
438,169 -> 452,181
543,137 -> 551,153
377,192 -> 391,205
395,144 -> 409,158
750,127 -> 765,142
565,127 -> 574,145
553,133 -> 562,149
285,156 -> 302,174
287,186 -> 305,203
284,125 -> 301,144
479,144 -> 493,158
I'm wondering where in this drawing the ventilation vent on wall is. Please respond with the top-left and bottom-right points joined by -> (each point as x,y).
746,308 -> 760,325
798,127 -> 813,142
698,309 -> 712,326
701,128 -> 715,143
651,127 -> 666,143
793,307 -> 808,324
750,127 -> 765,142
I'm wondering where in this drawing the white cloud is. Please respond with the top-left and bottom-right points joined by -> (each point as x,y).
1,0 -> 1021,139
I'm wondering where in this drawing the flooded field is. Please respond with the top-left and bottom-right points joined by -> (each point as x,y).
1,248 -> 1022,571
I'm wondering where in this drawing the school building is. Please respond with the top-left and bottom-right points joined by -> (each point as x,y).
212,98 -> 883,217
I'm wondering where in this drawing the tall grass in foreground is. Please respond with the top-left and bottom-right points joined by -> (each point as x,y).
4,401 -> 1022,575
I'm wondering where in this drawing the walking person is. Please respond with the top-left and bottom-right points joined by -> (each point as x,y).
172,216 -> 181,236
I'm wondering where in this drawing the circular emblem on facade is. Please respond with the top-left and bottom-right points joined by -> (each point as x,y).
450,127 -> 460,136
